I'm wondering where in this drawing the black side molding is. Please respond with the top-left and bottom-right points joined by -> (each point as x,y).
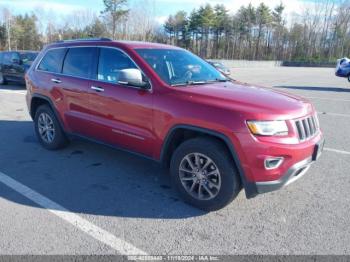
30,94 -> 65,130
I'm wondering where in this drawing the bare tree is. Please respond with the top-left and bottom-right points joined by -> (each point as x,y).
101,0 -> 129,39
2,8 -> 12,50
2,0 -> 350,63
125,0 -> 158,41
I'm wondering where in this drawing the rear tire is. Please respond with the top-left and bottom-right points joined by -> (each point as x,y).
34,104 -> 69,150
170,137 -> 241,211
347,75 -> 350,82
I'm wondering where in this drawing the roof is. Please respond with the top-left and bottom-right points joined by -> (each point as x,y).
50,38 -> 181,50
114,40 -> 181,50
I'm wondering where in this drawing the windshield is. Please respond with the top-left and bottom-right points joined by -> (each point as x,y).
136,49 -> 227,86
20,52 -> 38,65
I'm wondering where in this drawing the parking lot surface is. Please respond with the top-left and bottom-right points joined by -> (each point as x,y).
0,67 -> 349,255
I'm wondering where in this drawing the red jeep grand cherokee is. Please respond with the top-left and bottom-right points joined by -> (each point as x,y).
25,38 -> 324,211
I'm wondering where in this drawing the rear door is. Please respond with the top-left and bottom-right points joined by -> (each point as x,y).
36,46 -> 98,136
88,47 -> 155,156
10,52 -> 25,82
59,47 -> 98,137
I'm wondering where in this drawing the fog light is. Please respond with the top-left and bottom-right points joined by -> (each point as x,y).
264,157 -> 284,170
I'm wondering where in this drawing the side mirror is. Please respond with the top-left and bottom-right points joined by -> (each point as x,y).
118,68 -> 150,89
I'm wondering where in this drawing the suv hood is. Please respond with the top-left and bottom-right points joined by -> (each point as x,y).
174,81 -> 314,119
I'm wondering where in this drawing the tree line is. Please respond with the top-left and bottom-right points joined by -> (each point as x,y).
164,1 -> 350,62
0,0 -> 161,51
1,0 -> 350,62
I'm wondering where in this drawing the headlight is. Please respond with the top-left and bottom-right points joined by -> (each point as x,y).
247,120 -> 288,136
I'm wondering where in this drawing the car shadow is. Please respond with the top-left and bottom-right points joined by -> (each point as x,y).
0,83 -> 26,91
0,120 -> 206,219
274,85 -> 350,93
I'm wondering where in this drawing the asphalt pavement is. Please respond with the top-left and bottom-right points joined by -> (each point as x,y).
0,67 -> 349,256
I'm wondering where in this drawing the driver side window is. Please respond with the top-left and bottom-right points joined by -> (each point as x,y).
98,48 -> 137,83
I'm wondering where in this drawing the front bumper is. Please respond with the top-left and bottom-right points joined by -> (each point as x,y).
252,137 -> 325,195
255,156 -> 312,193
335,68 -> 350,77
227,128 -> 324,198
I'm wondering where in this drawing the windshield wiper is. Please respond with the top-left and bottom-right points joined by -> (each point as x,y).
171,80 -> 208,87
207,78 -> 229,83
171,78 -> 229,86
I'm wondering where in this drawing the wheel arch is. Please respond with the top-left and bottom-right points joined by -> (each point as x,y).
30,94 -> 65,130
160,125 -> 258,198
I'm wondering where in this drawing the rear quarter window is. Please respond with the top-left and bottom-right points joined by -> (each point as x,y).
38,48 -> 67,73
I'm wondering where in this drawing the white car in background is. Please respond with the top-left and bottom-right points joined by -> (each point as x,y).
207,61 -> 231,76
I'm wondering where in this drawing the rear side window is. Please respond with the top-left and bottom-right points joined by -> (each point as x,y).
62,47 -> 97,79
38,48 -> 67,73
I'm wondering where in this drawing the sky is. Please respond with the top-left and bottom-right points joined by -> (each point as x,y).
0,0 -> 338,24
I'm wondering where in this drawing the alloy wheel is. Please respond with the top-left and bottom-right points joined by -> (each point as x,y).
179,152 -> 221,200
38,112 -> 55,143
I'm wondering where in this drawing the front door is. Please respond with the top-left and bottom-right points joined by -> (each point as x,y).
88,47 -> 154,157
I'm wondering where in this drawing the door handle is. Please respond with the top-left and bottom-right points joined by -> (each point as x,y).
51,78 -> 62,84
91,86 -> 104,92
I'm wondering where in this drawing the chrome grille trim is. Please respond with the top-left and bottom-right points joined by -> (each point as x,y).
294,115 -> 319,141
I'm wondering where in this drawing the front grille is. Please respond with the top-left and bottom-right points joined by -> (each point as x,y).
294,115 -> 319,141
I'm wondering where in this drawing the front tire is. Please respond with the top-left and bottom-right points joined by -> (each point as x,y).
170,137 -> 241,211
34,104 -> 69,150
347,75 -> 350,82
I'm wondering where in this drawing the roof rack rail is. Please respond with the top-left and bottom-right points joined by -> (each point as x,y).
55,38 -> 112,43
